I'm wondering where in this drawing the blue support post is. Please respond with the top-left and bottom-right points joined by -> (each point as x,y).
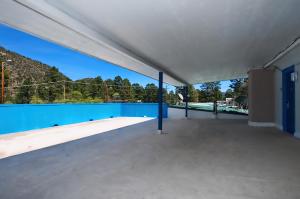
184,86 -> 188,118
158,72 -> 163,133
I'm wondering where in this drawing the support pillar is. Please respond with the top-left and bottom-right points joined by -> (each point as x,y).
158,72 -> 163,133
184,86 -> 188,118
1,62 -> 4,104
248,68 -> 275,127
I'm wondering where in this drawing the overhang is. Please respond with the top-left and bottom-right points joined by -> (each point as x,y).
1,0 -> 300,85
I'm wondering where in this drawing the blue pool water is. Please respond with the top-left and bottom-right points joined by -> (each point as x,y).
0,103 -> 168,135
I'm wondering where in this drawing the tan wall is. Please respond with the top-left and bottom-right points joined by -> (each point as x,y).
248,68 -> 275,123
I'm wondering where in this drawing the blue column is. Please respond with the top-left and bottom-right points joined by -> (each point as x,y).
184,86 -> 188,118
158,72 -> 163,132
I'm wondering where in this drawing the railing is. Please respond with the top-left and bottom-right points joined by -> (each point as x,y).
170,102 -> 248,115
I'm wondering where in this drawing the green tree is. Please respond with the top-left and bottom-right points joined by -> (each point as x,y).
74,79 -> 90,99
200,81 -> 222,101
113,76 -> 123,95
235,95 -> 247,105
229,79 -> 248,96
197,89 -> 206,102
144,83 -> 158,102
71,91 -> 83,101
15,78 -> 34,104
112,92 -> 120,100
166,90 -> 177,105
0,58 -> 11,103
105,79 -> 114,101
224,89 -> 234,98
37,84 -> 49,102
31,96 -> 44,104
163,88 -> 168,102
94,76 -> 104,99
46,67 -> 65,102
132,83 -> 145,102
88,76 -> 104,99
229,78 -> 248,107
188,85 -> 198,102
121,78 -> 134,101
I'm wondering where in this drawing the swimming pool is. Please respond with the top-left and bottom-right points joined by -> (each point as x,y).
0,103 -> 168,134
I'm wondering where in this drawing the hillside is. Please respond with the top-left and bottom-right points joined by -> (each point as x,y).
0,46 -> 244,106
0,46 -> 164,104
0,46 -> 70,88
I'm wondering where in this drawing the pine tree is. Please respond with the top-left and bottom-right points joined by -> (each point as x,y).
200,81 -> 222,102
47,67 -> 65,102
144,83 -> 158,102
188,85 -> 198,102
121,78 -> 134,101
132,83 -> 145,102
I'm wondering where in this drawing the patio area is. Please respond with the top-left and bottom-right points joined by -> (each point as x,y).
1,118 -> 300,199
0,117 -> 153,159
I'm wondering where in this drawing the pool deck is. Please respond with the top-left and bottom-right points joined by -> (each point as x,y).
0,117 -> 153,159
1,118 -> 300,199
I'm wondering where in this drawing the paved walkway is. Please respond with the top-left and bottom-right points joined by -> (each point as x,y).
1,118 -> 300,199
0,117 -> 153,159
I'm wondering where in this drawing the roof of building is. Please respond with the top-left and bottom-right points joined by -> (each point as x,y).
1,0 -> 300,85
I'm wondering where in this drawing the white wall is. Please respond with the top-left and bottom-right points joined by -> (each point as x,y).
274,69 -> 283,130
273,45 -> 300,137
168,108 -> 248,120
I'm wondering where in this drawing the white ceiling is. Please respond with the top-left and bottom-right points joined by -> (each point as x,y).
1,0 -> 300,85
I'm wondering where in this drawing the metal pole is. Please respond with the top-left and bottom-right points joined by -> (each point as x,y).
63,80 -> 66,101
214,100 -> 218,119
1,62 -> 4,104
158,72 -> 163,133
104,82 -> 108,102
185,86 -> 188,118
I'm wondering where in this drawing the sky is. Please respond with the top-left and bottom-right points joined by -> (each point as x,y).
0,23 -> 231,92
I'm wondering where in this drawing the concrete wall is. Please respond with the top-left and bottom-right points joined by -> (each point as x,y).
0,103 -> 166,135
273,45 -> 300,137
248,68 -> 275,125
168,108 -> 248,120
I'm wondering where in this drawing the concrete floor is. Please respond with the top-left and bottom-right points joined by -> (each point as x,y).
1,118 -> 300,199
0,117 -> 153,159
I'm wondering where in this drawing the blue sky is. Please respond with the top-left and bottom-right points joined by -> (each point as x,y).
0,23 -> 231,92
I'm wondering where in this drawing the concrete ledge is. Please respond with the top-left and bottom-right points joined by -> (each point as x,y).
248,121 -> 275,127
274,125 -> 300,139
294,132 -> 300,139
169,108 -> 248,120
275,124 -> 283,131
